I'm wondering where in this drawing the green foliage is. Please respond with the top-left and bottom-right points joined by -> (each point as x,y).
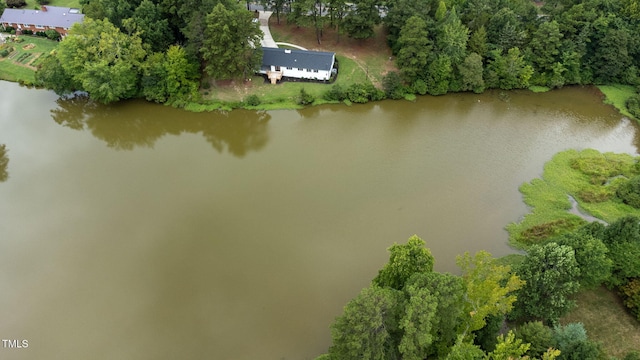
405,272 -> 465,357
426,54 -> 452,95
446,338 -> 485,359
396,15 -> 431,81
244,94 -> 261,106
323,84 -> 347,102
0,144 -> 8,182
514,321 -> 554,358
458,52 -> 485,93
552,323 -> 606,360
457,250 -> 524,337
512,243 -> 581,325
553,323 -> 587,351
34,53 -> 77,95
373,235 -> 434,290
507,150 -> 640,248
6,0 -> 26,8
616,175 -> 640,208
485,47 -> 533,90
487,331 -> 531,360
625,351 -> 640,360
398,284 -> 437,360
620,278 -> 640,320
328,285 -> 401,360
297,87 -> 315,105
345,82 -> 385,104
55,18 -> 146,104
201,4 -> 263,80
342,0 -> 380,39
551,232 -> 612,289
44,29 -> 60,41
595,216 -> 640,288
627,95 -> 640,119
472,314 -> 503,352
381,71 -> 406,100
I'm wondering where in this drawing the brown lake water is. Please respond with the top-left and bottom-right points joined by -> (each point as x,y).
0,81 -> 638,359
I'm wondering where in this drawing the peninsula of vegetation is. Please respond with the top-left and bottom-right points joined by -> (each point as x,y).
0,0 -> 639,114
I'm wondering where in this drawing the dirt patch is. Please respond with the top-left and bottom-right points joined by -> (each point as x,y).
22,43 -> 35,50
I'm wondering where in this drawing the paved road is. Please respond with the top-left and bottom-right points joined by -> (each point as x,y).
258,11 -> 277,48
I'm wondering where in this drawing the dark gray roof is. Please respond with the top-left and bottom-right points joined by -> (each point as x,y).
0,6 -> 84,29
261,48 -> 335,71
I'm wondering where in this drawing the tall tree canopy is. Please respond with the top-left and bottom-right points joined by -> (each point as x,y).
56,18 -> 147,104
200,3 -> 263,80
511,243 -> 581,325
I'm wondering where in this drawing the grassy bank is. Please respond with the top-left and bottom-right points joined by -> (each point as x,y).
24,0 -> 80,8
562,286 -> 640,358
598,84 -> 638,120
506,149 -> 640,248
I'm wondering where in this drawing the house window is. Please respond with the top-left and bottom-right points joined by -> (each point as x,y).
286,67 -> 292,70
23,24 -> 29,27
313,69 -> 318,73
35,24 -> 45,29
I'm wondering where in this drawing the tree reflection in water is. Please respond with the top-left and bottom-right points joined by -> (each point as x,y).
50,96 -> 271,157
0,144 -> 8,182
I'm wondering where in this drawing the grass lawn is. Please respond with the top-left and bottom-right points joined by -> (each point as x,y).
0,35 -> 59,84
562,286 -> 640,358
24,0 -> 81,9
598,84 -> 638,121
506,149 -> 640,248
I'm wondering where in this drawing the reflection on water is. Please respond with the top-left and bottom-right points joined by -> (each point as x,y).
0,144 -> 8,182
52,96 -> 271,157
1,82 -> 640,360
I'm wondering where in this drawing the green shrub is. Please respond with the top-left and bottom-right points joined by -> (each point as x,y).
625,350 -> 640,360
21,29 -> 32,35
616,176 -> 640,208
382,71 -> 406,100
514,321 -> 554,358
44,29 -> 60,41
322,84 -> 346,101
0,49 -> 8,58
244,94 -> 261,106
627,95 -> 640,119
297,88 -> 314,105
6,0 -> 26,8
37,0 -> 50,4
621,278 -> 640,320
346,82 -> 385,103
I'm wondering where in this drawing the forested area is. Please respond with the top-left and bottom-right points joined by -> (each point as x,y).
318,232 -> 640,360
34,0 -> 264,104
380,0 -> 640,97
25,0 -> 640,108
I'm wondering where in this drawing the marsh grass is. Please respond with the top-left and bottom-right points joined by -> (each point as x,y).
507,149 -> 640,248
598,84 -> 638,120
562,286 -> 640,358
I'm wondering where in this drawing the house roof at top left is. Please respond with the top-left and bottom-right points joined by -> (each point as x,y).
0,6 -> 84,29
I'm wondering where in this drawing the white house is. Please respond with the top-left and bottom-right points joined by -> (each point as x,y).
259,47 -> 336,84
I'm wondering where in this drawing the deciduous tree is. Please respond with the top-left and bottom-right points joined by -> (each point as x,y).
511,243 -> 580,325
373,235 -> 435,290
56,18 -> 147,104
201,3 -> 263,80
328,285 -> 401,360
